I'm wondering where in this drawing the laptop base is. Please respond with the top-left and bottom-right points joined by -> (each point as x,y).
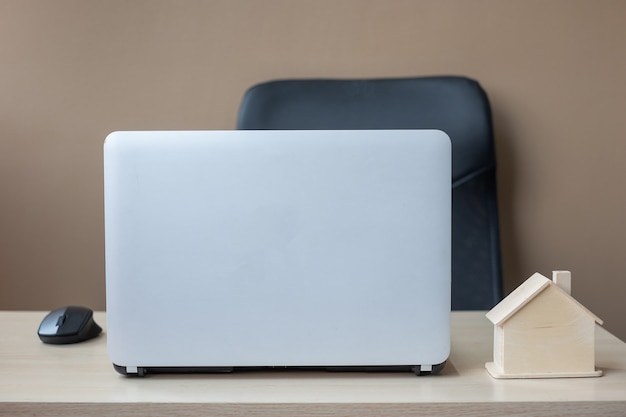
113,362 -> 446,377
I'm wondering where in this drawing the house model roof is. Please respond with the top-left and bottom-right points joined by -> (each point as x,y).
486,272 -> 603,326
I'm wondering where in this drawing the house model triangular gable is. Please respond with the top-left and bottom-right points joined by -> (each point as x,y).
485,271 -> 603,379
486,272 -> 603,327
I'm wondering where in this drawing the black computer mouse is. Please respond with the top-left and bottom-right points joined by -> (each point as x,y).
38,306 -> 102,344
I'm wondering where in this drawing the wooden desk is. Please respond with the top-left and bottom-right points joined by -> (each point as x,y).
1,311 -> 625,416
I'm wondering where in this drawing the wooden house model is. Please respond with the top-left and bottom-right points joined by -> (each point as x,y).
485,271 -> 603,379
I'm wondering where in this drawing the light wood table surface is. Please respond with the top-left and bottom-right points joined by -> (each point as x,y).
1,311 -> 625,416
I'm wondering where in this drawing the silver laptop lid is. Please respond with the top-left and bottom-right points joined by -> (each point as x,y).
104,130 -> 451,375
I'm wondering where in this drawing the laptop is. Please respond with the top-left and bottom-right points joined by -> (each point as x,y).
104,129 -> 451,376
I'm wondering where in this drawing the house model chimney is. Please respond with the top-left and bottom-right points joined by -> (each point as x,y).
552,270 -> 572,294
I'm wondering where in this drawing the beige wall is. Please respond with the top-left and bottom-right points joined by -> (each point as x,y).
1,0 -> 625,340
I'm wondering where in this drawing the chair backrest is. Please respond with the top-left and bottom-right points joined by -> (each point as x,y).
237,76 -> 503,310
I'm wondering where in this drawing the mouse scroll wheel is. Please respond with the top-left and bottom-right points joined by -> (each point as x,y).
56,314 -> 67,327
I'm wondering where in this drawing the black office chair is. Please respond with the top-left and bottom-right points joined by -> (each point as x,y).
237,76 -> 503,310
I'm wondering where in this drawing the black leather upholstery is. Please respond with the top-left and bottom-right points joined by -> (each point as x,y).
237,76 -> 502,310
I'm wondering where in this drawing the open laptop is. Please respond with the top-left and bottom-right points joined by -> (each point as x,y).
104,130 -> 451,376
